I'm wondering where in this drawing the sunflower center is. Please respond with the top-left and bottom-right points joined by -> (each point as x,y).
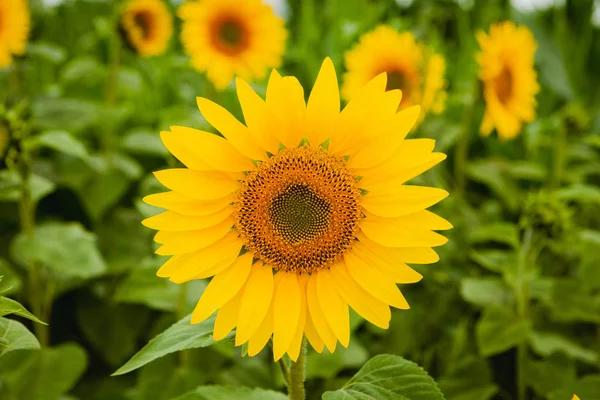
495,66 -> 513,105
269,185 -> 331,244
212,18 -> 248,55
134,11 -> 154,40
386,70 -> 409,93
234,147 -> 361,273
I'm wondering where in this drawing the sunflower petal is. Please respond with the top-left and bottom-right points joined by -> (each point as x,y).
306,274 -> 337,352
357,232 -> 440,265
214,290 -> 244,341
359,216 -> 448,248
154,169 -> 240,201
267,75 -> 306,149
273,272 -> 301,361
352,240 -> 423,284
235,263 -> 274,345
191,253 -> 253,324
316,269 -> 350,348
235,78 -> 279,153
154,217 -> 234,255
196,97 -> 266,161
142,206 -> 233,231
344,251 -> 410,310
286,281 -> 307,362
143,192 -> 234,216
301,275 -> 325,353
305,57 -> 340,146
361,185 -> 449,218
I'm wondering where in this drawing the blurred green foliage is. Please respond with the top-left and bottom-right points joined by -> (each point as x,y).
1,0 -> 600,399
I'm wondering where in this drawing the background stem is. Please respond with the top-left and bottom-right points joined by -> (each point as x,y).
551,124 -> 566,189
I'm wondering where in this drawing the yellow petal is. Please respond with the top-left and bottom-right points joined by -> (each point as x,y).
235,262 -> 274,345
306,273 -> 337,352
191,253 -> 253,324
142,206 -> 233,231
357,232 -> 440,264
159,131 -> 211,170
344,251 -> 410,310
168,231 -> 244,283
305,57 -> 340,146
235,78 -> 279,154
196,97 -> 266,161
347,105 -> 420,170
316,270 -> 350,348
213,289 -> 244,341
143,192 -> 234,216
154,217 -> 234,255
163,127 -> 254,172
154,169 -> 240,201
247,302 -> 274,357
156,254 -> 185,278
329,262 -> 391,329
352,240 -> 423,284
359,215 -> 449,248
301,275 -> 325,353
273,272 -> 302,361
267,76 -> 306,149
286,278 -> 307,362
361,185 -> 449,218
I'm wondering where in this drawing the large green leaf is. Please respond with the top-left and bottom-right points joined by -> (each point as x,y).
25,130 -> 89,160
0,343 -> 87,400
113,314 -> 229,375
529,331 -> 598,365
0,296 -> 45,324
173,385 -> 287,400
476,308 -> 531,357
0,170 -> 56,203
10,221 -> 106,280
460,278 -> 514,308
0,318 -> 40,356
468,222 -> 519,248
322,354 -> 445,400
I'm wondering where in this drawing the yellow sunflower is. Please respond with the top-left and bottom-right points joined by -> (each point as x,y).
0,0 -> 30,68
477,21 -> 539,140
121,0 -> 173,57
342,25 -> 447,118
142,58 -> 450,361
572,396 -> 580,400
178,0 -> 287,90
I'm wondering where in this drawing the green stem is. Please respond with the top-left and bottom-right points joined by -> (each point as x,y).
516,228 -> 534,400
278,358 -> 290,387
454,92 -> 475,198
551,124 -> 566,189
9,60 -> 22,100
18,168 -> 49,347
288,339 -> 307,400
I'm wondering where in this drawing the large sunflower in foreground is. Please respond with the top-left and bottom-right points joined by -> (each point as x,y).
178,0 -> 287,90
0,0 -> 30,68
477,21 -> 539,140
121,0 -> 173,57
143,58 -> 451,361
342,25 -> 447,119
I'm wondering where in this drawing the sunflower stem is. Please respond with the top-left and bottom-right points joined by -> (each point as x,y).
515,228 -> 534,400
278,358 -> 290,387
550,123 -> 566,189
288,338 -> 307,400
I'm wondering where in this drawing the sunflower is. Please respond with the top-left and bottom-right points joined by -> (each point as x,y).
477,21 -> 539,140
572,396 -> 580,400
342,25 -> 447,119
121,0 -> 173,57
0,0 -> 30,68
142,58 -> 450,361
178,0 -> 287,90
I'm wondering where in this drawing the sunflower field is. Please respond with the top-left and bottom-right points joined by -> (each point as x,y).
1,0 -> 600,399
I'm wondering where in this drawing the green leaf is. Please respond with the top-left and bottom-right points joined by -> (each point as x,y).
32,98 -> 98,134
322,354 -> 445,400
26,130 -> 89,160
556,184 -> 600,204
0,343 -> 87,400
438,357 -> 498,400
0,170 -> 56,203
547,279 -> 600,323
113,314 -> 228,376
173,385 -> 287,400
27,42 -> 67,64
525,355 -> 576,398
79,168 -> 131,221
306,337 -> 369,379
121,129 -> 169,157
469,250 -> 515,273
476,308 -> 531,357
460,278 -> 513,308
529,331 -> 599,365
0,318 -> 40,356
466,161 -> 519,210
11,222 -> 106,280
0,296 -> 45,324
29,173 -> 57,203
0,258 -> 23,295
133,356 -> 207,400
468,222 -> 519,248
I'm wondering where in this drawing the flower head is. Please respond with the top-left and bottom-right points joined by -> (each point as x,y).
143,58 -> 450,361
477,21 -> 539,140
178,0 -> 287,90
121,0 -> 173,57
0,0 -> 30,68
342,25 -> 447,118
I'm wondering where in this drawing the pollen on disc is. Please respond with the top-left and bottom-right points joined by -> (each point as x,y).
234,146 -> 361,273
